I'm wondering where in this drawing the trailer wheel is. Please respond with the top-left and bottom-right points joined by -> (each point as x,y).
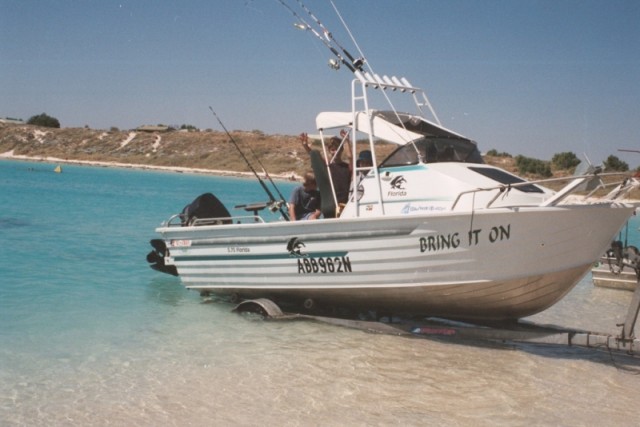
233,298 -> 284,319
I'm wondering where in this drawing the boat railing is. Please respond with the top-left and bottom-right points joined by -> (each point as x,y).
595,176 -> 640,201
191,216 -> 265,225
164,213 -> 265,227
450,172 -> 639,211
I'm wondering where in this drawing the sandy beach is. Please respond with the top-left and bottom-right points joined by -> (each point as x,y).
0,150 -> 300,181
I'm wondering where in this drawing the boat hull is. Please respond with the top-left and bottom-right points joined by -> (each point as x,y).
198,264 -> 591,320
156,203 -> 633,320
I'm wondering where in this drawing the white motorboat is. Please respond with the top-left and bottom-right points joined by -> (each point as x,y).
147,3 -> 639,320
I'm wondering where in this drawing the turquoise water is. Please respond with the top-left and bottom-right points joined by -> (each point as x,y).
0,160 -> 291,340
1,159 -> 640,426
0,160 -> 295,424
612,211 -> 640,248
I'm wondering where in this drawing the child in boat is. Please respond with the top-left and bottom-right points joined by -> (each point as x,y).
288,172 -> 322,221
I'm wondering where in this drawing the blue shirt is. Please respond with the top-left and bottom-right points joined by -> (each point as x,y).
289,186 -> 321,220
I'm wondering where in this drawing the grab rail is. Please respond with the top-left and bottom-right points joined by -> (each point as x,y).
450,172 -> 638,211
164,213 -> 265,227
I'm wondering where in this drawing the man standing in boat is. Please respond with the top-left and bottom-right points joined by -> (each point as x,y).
299,132 -> 352,217
327,134 -> 352,210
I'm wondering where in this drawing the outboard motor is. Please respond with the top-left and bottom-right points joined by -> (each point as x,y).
179,192 -> 232,226
146,239 -> 178,276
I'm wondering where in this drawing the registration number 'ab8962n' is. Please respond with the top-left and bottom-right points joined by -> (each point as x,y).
297,256 -> 352,274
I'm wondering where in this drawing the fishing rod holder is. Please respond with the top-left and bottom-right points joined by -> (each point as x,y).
235,202 -> 269,218
235,200 -> 286,218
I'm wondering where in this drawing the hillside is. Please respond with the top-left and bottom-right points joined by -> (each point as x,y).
0,123 -> 302,178
0,123 -> 397,179
0,122 -> 637,198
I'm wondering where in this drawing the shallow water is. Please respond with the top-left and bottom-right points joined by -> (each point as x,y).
1,159 -> 639,426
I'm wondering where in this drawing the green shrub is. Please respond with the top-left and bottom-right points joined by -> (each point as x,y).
551,151 -> 580,171
515,155 -> 552,177
603,155 -> 629,172
486,149 -> 512,157
27,113 -> 60,128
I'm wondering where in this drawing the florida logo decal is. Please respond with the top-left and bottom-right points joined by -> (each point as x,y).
390,175 -> 407,190
287,237 -> 307,257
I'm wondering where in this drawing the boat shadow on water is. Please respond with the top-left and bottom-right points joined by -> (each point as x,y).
512,340 -> 640,372
389,323 -> 640,371
384,324 -> 640,370
220,296 -> 640,370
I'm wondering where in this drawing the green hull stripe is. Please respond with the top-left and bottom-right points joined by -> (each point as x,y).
175,251 -> 349,262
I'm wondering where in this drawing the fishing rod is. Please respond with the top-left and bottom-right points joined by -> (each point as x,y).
329,0 -> 371,72
238,131 -> 291,209
209,107 -> 290,221
276,0 -> 361,72
293,0 -> 361,66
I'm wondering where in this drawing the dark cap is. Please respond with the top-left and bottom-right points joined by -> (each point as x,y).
358,150 -> 372,162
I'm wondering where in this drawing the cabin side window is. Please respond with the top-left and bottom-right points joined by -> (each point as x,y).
379,138 -> 484,168
379,142 -> 420,166
468,167 -> 544,193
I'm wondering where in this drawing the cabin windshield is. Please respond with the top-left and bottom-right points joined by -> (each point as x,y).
379,137 -> 484,168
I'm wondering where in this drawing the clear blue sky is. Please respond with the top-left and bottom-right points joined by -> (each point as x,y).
2,0 -> 638,165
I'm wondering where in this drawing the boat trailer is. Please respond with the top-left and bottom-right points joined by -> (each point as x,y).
232,279 -> 640,357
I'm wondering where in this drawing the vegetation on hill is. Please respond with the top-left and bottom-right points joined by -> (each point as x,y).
515,155 -> 552,178
603,155 -> 629,172
26,113 -> 60,128
551,151 -> 581,172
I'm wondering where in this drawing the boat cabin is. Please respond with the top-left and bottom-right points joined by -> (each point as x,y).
315,108 -> 552,219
